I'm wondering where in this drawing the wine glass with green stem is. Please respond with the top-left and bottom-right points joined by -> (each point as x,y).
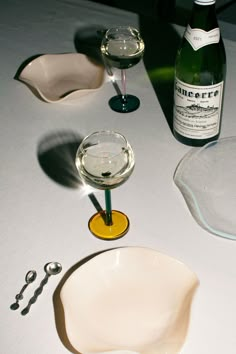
101,26 -> 145,113
75,131 -> 135,240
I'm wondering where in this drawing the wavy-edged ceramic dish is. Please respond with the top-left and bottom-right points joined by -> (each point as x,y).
174,137 -> 236,240
18,53 -> 105,103
60,247 -> 199,354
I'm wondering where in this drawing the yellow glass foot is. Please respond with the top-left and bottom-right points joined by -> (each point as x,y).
88,210 -> 130,240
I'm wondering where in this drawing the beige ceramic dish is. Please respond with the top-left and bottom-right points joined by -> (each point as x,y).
60,247 -> 199,354
19,53 -> 105,103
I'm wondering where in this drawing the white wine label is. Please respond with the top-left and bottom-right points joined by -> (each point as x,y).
174,78 -> 224,139
184,25 -> 220,50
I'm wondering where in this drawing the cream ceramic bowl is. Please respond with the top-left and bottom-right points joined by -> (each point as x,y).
60,247 -> 199,354
19,53 -> 105,103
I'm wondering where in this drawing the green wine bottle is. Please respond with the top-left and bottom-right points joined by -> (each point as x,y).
173,0 -> 226,147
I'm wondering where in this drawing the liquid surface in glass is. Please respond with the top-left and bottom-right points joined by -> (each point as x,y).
76,142 -> 134,189
101,37 -> 144,69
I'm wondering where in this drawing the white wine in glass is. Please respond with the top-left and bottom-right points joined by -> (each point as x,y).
101,26 -> 145,113
75,131 -> 135,240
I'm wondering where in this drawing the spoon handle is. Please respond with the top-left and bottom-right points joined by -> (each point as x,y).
21,275 -> 49,315
10,283 -> 29,310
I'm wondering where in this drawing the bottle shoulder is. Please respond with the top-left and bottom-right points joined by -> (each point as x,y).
176,37 -> 226,59
175,40 -> 226,85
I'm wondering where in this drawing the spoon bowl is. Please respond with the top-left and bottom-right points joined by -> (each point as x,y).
26,270 -> 37,283
45,262 -> 62,276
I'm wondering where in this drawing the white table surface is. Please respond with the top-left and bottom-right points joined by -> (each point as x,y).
1,0 -> 236,353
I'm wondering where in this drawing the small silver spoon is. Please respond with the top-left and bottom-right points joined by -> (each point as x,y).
21,262 -> 62,316
10,270 -> 37,310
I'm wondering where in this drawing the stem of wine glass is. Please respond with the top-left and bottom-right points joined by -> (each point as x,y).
121,69 -> 127,103
104,189 -> 113,226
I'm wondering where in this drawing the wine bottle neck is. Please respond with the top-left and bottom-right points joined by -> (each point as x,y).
189,1 -> 218,30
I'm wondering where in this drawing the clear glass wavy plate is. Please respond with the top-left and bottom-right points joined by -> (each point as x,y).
174,137 -> 236,240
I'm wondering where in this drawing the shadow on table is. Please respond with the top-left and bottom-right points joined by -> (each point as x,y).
74,24 -> 105,64
37,130 -> 104,214
37,130 -> 84,189
53,249 -> 113,353
139,16 -> 181,132
74,24 -> 122,96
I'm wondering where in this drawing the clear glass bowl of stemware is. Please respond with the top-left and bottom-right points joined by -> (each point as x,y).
75,130 -> 135,240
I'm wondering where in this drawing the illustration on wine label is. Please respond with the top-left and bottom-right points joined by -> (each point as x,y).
174,78 -> 224,139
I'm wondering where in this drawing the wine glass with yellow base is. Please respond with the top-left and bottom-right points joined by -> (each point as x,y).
75,131 -> 135,240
